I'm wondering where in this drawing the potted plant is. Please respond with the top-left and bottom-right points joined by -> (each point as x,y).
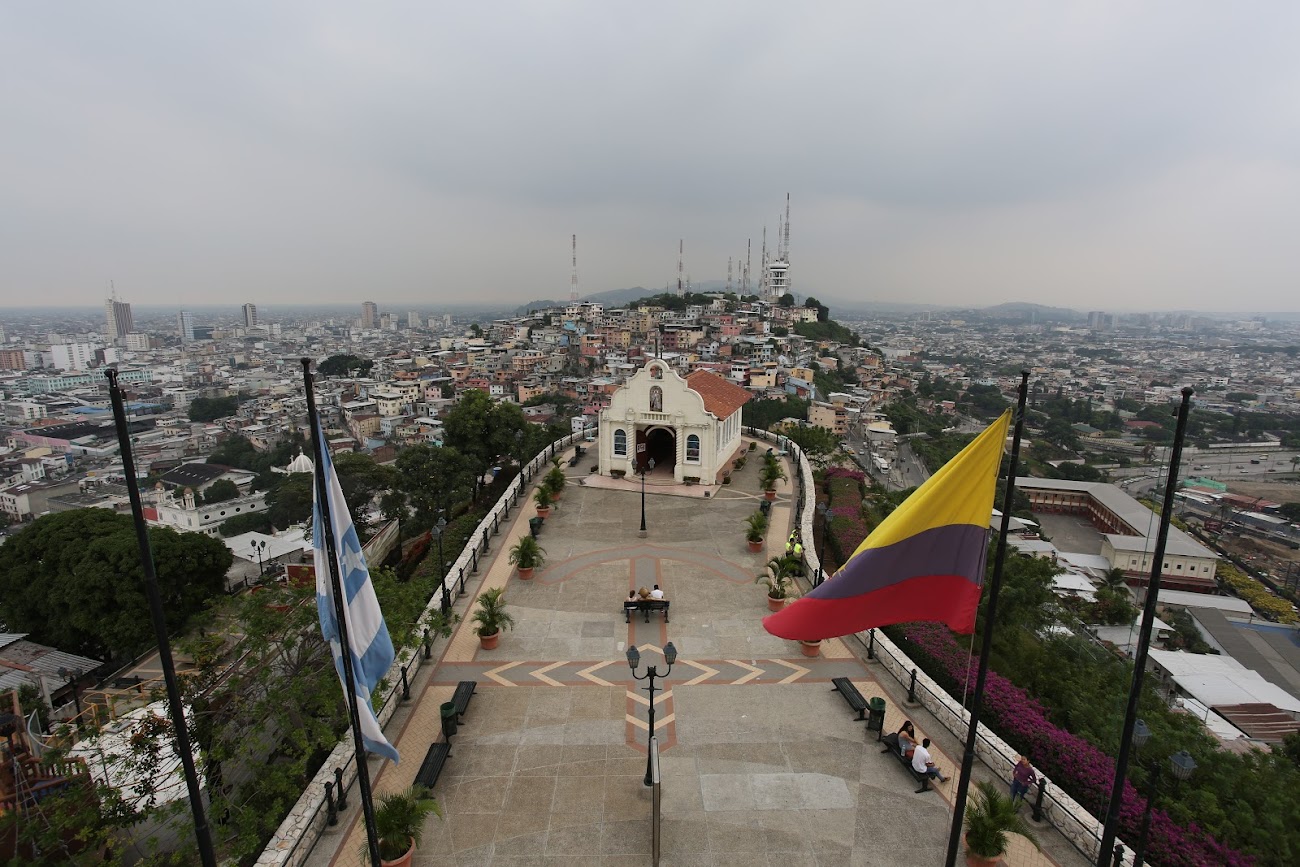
610,468 -> 626,479
756,556 -> 794,612
369,784 -> 441,867
759,460 -> 786,500
533,485 -> 553,519
545,465 -> 566,501
744,511 -> 768,553
799,639 -> 822,657
963,780 -> 1040,866
748,441 -> 757,452
508,534 -> 546,579
472,587 -> 514,650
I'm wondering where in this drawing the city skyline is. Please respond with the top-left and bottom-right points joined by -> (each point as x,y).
4,3 -> 1300,312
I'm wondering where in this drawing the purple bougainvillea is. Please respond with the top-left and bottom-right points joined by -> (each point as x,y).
897,622 -> 1252,867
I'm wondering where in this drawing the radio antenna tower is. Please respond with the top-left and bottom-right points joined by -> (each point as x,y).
782,193 -> 791,260
744,238 -> 751,294
677,239 -> 684,297
726,257 -> 733,294
569,234 -> 578,302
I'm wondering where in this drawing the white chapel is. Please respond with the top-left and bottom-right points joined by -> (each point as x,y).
597,360 -> 751,485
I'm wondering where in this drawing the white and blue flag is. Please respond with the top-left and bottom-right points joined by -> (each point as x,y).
312,422 -> 399,763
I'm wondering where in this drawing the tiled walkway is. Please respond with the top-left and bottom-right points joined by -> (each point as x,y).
305,442 -> 1088,867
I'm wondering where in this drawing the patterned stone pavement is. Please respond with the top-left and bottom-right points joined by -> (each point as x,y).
304,442 -> 1088,867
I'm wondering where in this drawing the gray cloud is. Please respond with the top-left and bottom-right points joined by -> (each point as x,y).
2,1 -> 1298,311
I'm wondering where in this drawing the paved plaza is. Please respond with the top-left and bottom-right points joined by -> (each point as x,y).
305,442 -> 1089,867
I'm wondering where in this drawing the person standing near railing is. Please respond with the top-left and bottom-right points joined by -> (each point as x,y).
1010,755 -> 1037,806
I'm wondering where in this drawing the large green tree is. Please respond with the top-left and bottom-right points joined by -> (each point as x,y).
395,444 -> 473,522
442,390 -> 538,476
317,354 -> 373,377
188,395 -> 240,423
0,510 -> 231,658
265,473 -> 314,529
200,478 -> 240,504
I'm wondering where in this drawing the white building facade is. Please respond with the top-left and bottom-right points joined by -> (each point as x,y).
597,360 -> 750,485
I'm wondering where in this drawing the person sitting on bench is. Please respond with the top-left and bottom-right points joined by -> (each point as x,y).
912,738 -> 949,783
898,721 -> 917,759
649,584 -> 665,600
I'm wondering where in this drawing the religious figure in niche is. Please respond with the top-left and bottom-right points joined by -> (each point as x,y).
650,365 -> 663,379
649,386 -> 663,412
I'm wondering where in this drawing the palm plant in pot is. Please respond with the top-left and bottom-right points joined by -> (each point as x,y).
744,511 -> 768,553
756,556 -> 795,612
472,587 -> 515,650
963,780 -> 1039,867
369,784 -> 441,867
759,459 -> 786,500
533,485 -> 553,519
508,534 -> 546,579
545,464 -> 566,501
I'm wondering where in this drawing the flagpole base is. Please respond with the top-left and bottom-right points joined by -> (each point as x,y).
638,530 -> 648,538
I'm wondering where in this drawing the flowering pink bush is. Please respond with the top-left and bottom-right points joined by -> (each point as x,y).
895,622 -> 1252,867
825,466 -> 865,482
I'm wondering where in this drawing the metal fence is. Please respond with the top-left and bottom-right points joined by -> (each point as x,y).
255,431 -> 585,867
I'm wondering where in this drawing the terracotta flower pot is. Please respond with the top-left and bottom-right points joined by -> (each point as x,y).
747,539 -> 764,553
764,489 -> 777,501
536,506 -> 551,519
767,595 -> 785,612
551,491 -> 562,502
799,640 -> 821,658
518,567 -> 534,580
380,839 -> 415,867
964,835 -> 999,867
479,630 -> 500,650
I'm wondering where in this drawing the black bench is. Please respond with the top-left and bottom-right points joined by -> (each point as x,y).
831,677 -> 868,721
452,680 -> 476,721
414,742 -> 452,791
568,453 -> 581,467
623,599 -> 670,623
879,732 -> 933,793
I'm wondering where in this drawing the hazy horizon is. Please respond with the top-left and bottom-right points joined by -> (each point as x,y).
4,3 -> 1300,312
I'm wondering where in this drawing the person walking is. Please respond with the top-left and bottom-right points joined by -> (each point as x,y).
1010,755 -> 1037,806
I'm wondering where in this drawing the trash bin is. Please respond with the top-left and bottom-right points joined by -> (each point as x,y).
759,500 -> 772,516
529,517 -> 544,538
440,702 -> 458,739
867,697 -> 886,733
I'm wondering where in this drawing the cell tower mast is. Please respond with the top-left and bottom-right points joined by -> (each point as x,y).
782,192 -> 791,259
569,234 -> 578,302
744,238 -> 751,294
677,239 -> 684,297
726,257 -> 733,294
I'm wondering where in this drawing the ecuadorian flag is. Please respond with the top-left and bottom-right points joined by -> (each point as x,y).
764,410 -> 1011,640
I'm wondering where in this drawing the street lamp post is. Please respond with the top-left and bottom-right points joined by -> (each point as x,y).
1130,719 -> 1197,867
815,502 -> 830,586
433,516 -> 449,612
250,539 -> 267,576
639,457 -> 656,536
627,642 -> 676,786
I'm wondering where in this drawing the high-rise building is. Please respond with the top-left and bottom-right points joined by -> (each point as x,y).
407,311 -> 420,329
362,301 -> 378,329
177,310 -> 195,343
105,297 -> 133,340
242,303 -> 258,328
51,342 -> 97,372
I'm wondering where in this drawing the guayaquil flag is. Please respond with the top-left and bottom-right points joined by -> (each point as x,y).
764,410 -> 1011,641
313,421 -> 400,762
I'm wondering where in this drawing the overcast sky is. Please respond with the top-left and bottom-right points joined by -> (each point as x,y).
3,2 -> 1298,312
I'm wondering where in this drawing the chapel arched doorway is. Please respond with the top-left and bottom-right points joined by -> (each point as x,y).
643,427 -> 677,473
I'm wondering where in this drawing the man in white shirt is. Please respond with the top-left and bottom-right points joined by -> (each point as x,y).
649,584 -> 665,599
911,738 -> 949,783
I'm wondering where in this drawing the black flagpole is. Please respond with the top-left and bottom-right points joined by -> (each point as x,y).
302,359 -> 383,867
944,370 -> 1029,867
1096,386 -> 1194,866
105,370 -> 217,867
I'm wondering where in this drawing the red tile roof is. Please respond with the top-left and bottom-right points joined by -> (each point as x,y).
685,370 -> 751,420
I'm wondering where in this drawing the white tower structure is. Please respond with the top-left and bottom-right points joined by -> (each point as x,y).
763,194 -> 791,304
569,234 -> 579,302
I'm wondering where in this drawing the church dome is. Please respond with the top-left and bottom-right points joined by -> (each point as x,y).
286,450 -> 314,474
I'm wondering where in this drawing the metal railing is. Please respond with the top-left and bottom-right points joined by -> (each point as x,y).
256,431 -> 586,867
